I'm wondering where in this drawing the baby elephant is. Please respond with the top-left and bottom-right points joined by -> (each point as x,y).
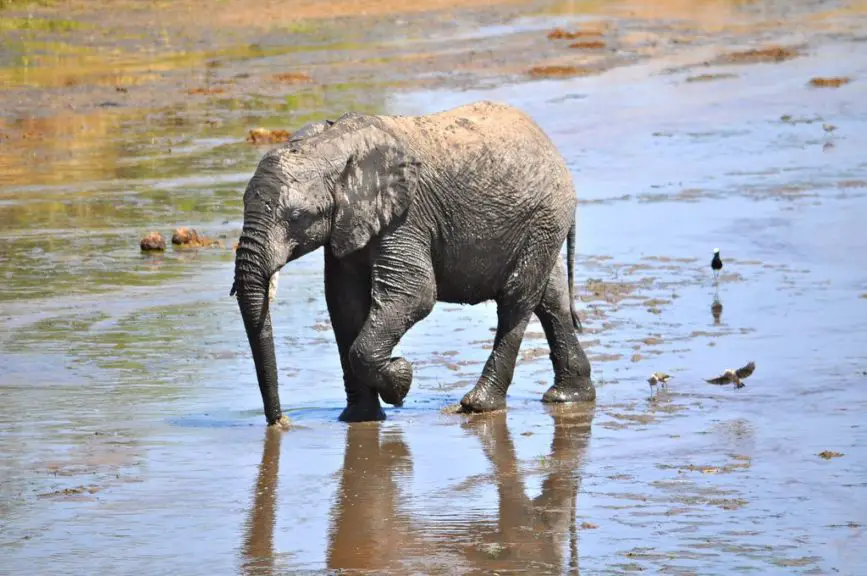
231,101 -> 595,425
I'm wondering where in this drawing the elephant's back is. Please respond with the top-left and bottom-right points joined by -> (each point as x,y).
388,101 -> 557,157
385,100 -> 577,219
384,100 -> 575,207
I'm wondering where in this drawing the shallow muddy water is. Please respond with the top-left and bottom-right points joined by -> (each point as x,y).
2,0 -> 867,574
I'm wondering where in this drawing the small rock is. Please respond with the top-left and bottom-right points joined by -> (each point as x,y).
171,227 -> 220,248
172,227 -> 201,246
140,232 -> 166,251
580,522 -> 599,529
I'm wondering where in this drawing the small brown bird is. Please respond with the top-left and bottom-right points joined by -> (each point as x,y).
647,372 -> 672,392
706,361 -> 756,388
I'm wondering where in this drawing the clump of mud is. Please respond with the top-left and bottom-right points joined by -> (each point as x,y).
38,485 -> 101,499
818,450 -> 844,460
547,27 -> 605,40
140,232 -> 166,251
686,73 -> 738,83
171,227 -> 221,248
808,76 -> 851,88
569,40 -> 606,50
271,72 -> 312,84
246,128 -> 291,144
186,87 -> 226,95
527,65 -> 592,79
713,45 -> 800,65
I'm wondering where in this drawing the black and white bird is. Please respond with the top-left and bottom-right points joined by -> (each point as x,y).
711,248 -> 723,281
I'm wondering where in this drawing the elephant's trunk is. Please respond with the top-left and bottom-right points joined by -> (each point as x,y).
234,222 -> 284,425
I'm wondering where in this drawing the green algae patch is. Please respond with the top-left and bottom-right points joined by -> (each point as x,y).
0,16 -> 83,33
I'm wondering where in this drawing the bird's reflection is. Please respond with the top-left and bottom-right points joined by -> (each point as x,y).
711,295 -> 723,325
325,405 -> 593,574
240,427 -> 282,576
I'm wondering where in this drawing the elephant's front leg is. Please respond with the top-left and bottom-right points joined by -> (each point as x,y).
347,249 -> 436,408
324,248 -> 384,422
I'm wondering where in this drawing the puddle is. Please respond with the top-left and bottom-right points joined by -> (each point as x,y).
2,0 -> 867,574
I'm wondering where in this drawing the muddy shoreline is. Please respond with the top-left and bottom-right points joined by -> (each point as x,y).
2,0 -> 859,133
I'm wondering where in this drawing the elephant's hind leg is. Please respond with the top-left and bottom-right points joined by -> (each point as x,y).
536,260 -> 595,404
460,233 -> 561,413
324,248 -> 385,423
460,304 -> 533,413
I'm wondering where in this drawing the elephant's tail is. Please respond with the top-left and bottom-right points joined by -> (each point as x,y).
567,214 -> 583,334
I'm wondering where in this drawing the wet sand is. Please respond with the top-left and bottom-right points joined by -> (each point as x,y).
2,0 -> 867,574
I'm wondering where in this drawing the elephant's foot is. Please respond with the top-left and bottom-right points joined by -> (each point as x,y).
542,377 -> 596,403
339,386 -> 386,422
460,380 -> 507,413
338,402 -> 386,422
374,357 -> 413,407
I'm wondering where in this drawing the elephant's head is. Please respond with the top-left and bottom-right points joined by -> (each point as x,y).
231,117 -> 421,425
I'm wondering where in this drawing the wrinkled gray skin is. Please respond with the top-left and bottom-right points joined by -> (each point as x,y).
231,101 -> 594,425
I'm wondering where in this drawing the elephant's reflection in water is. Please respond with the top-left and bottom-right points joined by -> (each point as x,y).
327,422 -> 417,569
459,406 -> 591,575
240,427 -> 282,576
240,404 -> 593,574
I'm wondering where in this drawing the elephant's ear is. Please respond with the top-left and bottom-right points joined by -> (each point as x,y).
330,127 -> 421,258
